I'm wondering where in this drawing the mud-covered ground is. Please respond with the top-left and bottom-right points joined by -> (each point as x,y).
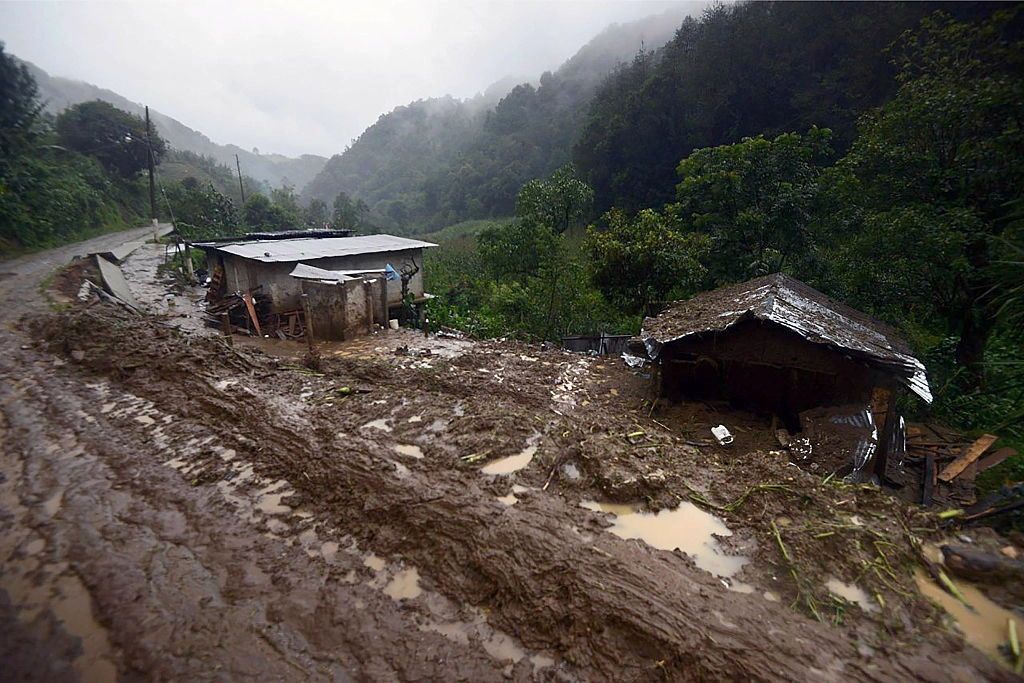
1,230 -> 1020,681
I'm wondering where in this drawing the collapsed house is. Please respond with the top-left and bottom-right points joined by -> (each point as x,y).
641,273 -> 932,482
193,233 -> 437,341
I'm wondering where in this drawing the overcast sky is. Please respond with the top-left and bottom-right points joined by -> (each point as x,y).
1,1 -> 689,157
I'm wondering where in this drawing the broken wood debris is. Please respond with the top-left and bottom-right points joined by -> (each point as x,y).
938,434 -> 999,483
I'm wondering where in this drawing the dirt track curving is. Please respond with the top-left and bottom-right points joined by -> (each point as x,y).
0,229 -> 1017,681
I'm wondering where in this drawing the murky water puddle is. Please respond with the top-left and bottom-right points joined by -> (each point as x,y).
915,568 -> 1019,665
826,577 -> 877,613
580,500 -> 747,578
362,418 -> 392,432
393,444 -> 423,459
384,568 -> 422,600
420,614 -> 556,670
481,434 -> 541,476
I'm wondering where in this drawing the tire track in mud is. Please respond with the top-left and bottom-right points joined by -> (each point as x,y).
0,342 -> 521,681
30,306 -> 1013,682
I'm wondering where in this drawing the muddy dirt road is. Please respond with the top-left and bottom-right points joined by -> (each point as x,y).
1,229 -> 1017,681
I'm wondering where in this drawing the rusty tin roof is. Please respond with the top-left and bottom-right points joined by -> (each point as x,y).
641,274 -> 931,402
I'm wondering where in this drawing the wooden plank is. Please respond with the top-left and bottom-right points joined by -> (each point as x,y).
242,293 -> 262,337
922,455 -> 936,506
938,434 -> 999,483
962,447 -> 1019,480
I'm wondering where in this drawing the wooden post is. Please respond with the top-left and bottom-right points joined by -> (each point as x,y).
183,243 -> 194,279
339,279 -> 350,341
922,455 -> 936,506
220,313 -> 233,347
872,387 -> 896,482
145,106 -> 157,225
300,282 -> 316,354
364,279 -> 373,335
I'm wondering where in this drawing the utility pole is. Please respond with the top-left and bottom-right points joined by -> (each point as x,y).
235,154 -> 246,204
145,106 -> 157,225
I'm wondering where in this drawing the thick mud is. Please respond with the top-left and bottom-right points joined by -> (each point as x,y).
1,231 -> 1020,681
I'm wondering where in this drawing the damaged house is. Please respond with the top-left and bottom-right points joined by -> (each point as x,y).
641,273 -> 932,481
193,234 -> 437,341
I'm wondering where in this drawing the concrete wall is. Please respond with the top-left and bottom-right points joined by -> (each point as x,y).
302,276 -> 389,341
218,247 -> 426,313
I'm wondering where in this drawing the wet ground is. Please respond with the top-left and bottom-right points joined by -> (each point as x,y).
1,228 -> 1021,681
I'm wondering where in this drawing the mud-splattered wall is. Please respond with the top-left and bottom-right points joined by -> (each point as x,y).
211,247 -> 426,313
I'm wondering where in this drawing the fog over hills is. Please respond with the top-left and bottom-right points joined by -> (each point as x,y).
303,5 -> 704,231
20,59 -> 327,191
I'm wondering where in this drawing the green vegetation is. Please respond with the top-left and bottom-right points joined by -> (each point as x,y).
0,44 -> 153,257
425,165 -> 634,339
426,9 -> 1023,489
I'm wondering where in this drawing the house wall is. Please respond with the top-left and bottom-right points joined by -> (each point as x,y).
220,247 -> 425,313
302,276 -> 389,341
658,319 -> 893,421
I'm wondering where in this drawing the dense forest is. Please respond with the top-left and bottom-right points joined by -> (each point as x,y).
0,45 -> 153,256
423,4 -> 1023,485
302,8 -> 694,231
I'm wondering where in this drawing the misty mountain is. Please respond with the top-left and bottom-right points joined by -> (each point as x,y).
21,58 -> 326,192
574,2 -> 1007,213
303,6 -> 702,232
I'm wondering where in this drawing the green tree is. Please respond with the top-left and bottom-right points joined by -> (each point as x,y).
674,128 -> 833,282
243,193 -> 293,232
819,10 -> 1024,373
0,44 -> 42,156
304,198 -> 329,228
167,181 -> 238,241
515,164 -> 593,234
270,183 -> 302,220
0,45 -> 138,255
55,100 -> 166,178
587,207 -> 711,314
332,191 -> 368,231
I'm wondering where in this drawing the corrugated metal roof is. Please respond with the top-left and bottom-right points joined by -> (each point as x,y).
207,234 -> 437,263
642,273 -> 932,403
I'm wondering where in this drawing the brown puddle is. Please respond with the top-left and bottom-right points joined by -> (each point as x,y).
826,578 -> 877,613
580,500 -> 747,578
362,419 -> 392,432
393,444 -> 423,459
481,435 -> 541,476
384,568 -> 422,601
915,568 -> 1019,666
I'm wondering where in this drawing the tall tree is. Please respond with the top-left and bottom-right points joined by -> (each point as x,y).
674,128 -> 834,283
587,207 -> 710,314
515,164 -> 594,234
819,9 -> 1024,375
55,100 -> 166,178
304,198 -> 329,228
332,191 -> 368,231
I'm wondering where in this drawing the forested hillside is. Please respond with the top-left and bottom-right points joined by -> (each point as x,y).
21,58 -> 327,191
422,5 -> 1023,484
575,1 -> 1003,211
0,46 -> 153,256
303,7 -> 698,231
